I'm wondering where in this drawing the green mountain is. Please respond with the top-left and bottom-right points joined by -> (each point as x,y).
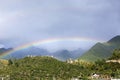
79,35 -> 120,62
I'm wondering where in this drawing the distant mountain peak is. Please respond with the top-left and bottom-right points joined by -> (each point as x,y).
107,35 -> 120,44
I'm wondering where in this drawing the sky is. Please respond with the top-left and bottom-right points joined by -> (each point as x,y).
0,0 -> 120,51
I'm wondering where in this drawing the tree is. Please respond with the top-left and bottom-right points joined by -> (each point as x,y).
109,49 -> 120,60
8,59 -> 13,65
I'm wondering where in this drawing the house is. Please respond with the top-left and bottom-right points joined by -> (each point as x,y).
91,74 -> 100,79
66,58 -> 73,64
106,60 -> 120,63
71,78 -> 79,80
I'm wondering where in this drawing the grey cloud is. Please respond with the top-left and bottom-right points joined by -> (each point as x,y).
0,0 -> 120,50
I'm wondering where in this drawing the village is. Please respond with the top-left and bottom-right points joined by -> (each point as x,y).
66,58 -> 120,80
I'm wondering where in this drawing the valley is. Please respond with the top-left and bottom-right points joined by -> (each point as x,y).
0,36 -> 120,79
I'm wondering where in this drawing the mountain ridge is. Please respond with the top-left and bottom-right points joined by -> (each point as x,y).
0,46 -> 84,61
79,35 -> 120,62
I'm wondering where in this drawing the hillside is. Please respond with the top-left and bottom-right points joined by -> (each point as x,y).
0,54 -> 119,79
3,56 -> 90,79
79,35 -> 120,62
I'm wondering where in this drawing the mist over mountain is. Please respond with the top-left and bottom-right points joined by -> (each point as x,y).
52,49 -> 85,61
53,48 -> 85,60
52,50 -> 71,61
5,47 -> 50,59
70,48 -> 85,59
0,45 -> 84,61
0,48 -> 12,53
0,47 -> 13,58
0,0 -> 120,79
1,35 -> 120,61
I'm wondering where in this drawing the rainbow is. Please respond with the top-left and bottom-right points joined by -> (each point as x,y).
0,37 -> 104,58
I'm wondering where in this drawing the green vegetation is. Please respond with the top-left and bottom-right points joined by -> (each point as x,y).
91,49 -> 120,78
0,48 -> 120,79
0,56 -> 91,79
109,49 -> 120,60
79,36 -> 120,62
